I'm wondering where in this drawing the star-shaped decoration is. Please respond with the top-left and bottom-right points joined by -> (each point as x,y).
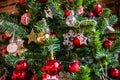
27,29 -> 37,44
44,8 -> 53,19
78,34 -> 87,45
37,32 -> 46,45
14,48 -> 28,56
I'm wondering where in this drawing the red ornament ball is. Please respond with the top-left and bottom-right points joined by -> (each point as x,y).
64,9 -> 71,17
67,0 -> 74,3
93,4 -> 102,17
21,13 -> 30,25
50,32 -> 56,37
16,60 -> 28,71
2,47 -> 8,55
41,59 -> 61,75
68,60 -> 80,73
88,12 -> 94,18
38,0 -> 48,3
2,35 -> 10,40
73,34 -> 87,48
108,67 -> 120,79
19,0 -> 26,5
12,70 -> 27,80
103,40 -> 112,49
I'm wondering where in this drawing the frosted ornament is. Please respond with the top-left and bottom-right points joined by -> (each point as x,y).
7,43 -> 18,53
66,10 -> 76,27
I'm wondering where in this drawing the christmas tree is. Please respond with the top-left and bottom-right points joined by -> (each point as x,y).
0,0 -> 120,80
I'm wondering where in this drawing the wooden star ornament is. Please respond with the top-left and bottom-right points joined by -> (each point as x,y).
27,29 -> 37,44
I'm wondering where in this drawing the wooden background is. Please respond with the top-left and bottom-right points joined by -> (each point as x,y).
0,0 -> 118,14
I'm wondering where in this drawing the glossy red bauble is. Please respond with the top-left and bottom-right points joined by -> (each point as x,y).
41,59 -> 61,75
21,13 -> 30,25
50,32 -> 56,37
12,70 -> 27,80
19,0 -> 26,5
2,47 -> 8,55
103,40 -> 112,49
73,34 -> 87,48
68,60 -> 80,73
64,9 -> 71,17
16,60 -> 28,71
93,4 -> 102,17
38,0 -> 48,3
2,35 -> 10,40
108,67 -> 120,79
68,0 -> 74,3
88,12 -> 94,18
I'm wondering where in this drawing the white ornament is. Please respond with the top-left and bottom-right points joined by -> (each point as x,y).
45,33 -> 50,39
63,30 -> 77,49
44,8 -> 53,19
107,26 -> 115,32
77,34 -> 87,45
66,10 -> 76,27
7,43 -> 18,53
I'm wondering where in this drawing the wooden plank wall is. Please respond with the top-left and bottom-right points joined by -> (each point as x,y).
0,0 -> 19,14
0,0 -> 117,14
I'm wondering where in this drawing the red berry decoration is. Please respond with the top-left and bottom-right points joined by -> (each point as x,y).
21,13 -> 30,25
103,40 -> 112,49
88,12 -> 94,18
2,47 -> 8,55
68,60 -> 80,73
93,4 -> 102,17
73,34 -> 87,48
50,32 -> 56,37
12,70 -> 27,80
2,35 -> 9,40
38,0 -> 48,3
67,0 -> 74,3
41,59 -> 61,75
16,60 -> 28,71
64,9 -> 71,17
19,0 -> 26,5
108,67 -> 120,79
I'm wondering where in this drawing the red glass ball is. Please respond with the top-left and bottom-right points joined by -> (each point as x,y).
93,4 -> 102,17
50,32 -> 56,37
64,9 -> 71,17
42,59 -> 61,75
68,0 -> 74,3
68,60 -> 80,73
38,0 -> 48,3
103,40 -> 112,49
108,67 -> 120,79
73,36 -> 87,48
12,70 -> 27,80
2,35 -> 10,40
19,0 -> 26,5
88,12 -> 94,18
16,60 -> 28,71
2,47 -> 8,54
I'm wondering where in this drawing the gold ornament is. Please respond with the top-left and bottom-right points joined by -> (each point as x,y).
5,31 -> 12,37
14,37 -> 27,56
27,29 -> 37,44
37,32 -> 46,45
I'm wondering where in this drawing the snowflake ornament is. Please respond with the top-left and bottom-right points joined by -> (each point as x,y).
63,30 -> 77,50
